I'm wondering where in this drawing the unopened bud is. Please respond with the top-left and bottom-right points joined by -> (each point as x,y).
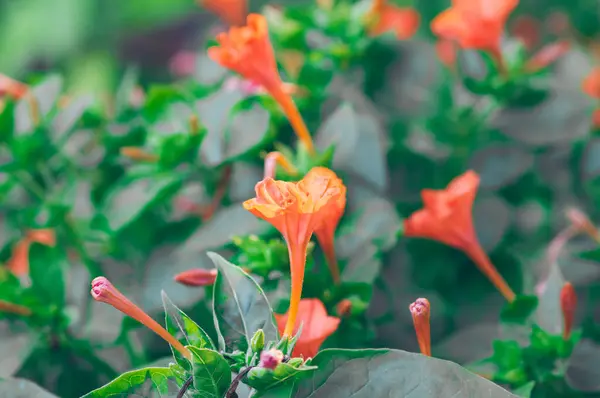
560,282 -> 577,340
336,299 -> 352,317
0,300 -> 32,316
174,268 -> 218,287
409,298 -> 431,357
251,329 -> 265,352
525,41 -> 570,72
91,277 -> 191,360
565,207 -> 600,243
120,147 -> 158,162
286,357 -> 303,367
259,349 -> 284,370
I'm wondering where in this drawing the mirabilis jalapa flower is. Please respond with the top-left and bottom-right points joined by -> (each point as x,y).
243,167 -> 346,337
208,14 -> 315,155
367,0 -> 420,40
275,298 -> 340,358
8,229 -> 56,277
431,0 -> 519,68
91,277 -> 191,360
404,170 -> 516,302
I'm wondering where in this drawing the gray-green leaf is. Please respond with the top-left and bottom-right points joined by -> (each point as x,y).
188,346 -> 232,398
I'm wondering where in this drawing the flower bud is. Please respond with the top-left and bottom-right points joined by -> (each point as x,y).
409,298 -> 431,357
91,277 -> 191,360
251,329 -> 265,352
560,282 -> 577,340
286,357 -> 304,367
259,349 -> 284,370
336,299 -> 352,317
120,147 -> 158,162
174,268 -> 218,287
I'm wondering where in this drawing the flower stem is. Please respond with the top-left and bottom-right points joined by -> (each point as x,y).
270,89 -> 316,156
466,244 -> 515,302
283,242 -> 308,337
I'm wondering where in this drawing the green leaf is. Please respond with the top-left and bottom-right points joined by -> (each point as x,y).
80,367 -> 175,397
246,363 -> 316,391
102,174 -> 181,232
0,378 -> 58,397
512,381 -> 535,397
15,75 -> 63,134
566,339 -> 600,392
492,341 -> 523,370
208,252 -> 279,352
51,95 -> 93,142
161,291 -> 215,369
500,295 -> 539,324
188,346 -> 232,398
28,242 -> 67,307
294,349 -> 516,397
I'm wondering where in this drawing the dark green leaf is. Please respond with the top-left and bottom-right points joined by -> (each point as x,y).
500,295 -> 539,324
294,349 -> 516,397
208,252 -> 279,352
80,367 -> 175,397
188,346 -> 232,398
246,363 -> 316,391
29,243 -> 67,307
102,174 -> 181,232
161,291 -> 215,369
0,378 -> 58,397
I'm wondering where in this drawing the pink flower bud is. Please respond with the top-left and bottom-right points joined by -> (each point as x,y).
560,282 -> 577,340
174,269 -> 218,287
91,277 -> 191,360
260,349 -> 284,370
409,298 -> 431,356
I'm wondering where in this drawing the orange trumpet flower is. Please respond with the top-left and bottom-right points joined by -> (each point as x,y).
243,168 -> 345,337
431,0 -> 518,67
367,0 -> 420,40
583,67 -> 600,99
275,298 -> 340,358
302,167 -> 347,284
404,171 -> 516,302
200,0 -> 247,26
0,74 -> 28,99
208,14 -> 315,155
7,229 -> 56,277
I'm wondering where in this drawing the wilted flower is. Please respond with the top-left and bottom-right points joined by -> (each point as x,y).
91,277 -> 191,360
303,168 -> 347,284
200,0 -> 247,26
431,0 -> 518,67
367,0 -> 420,40
8,229 -> 56,277
275,299 -> 340,358
174,269 -> 218,287
525,41 -> 570,72
560,282 -> 577,340
259,349 -> 284,369
409,298 -> 431,356
208,14 -> 315,154
404,171 -> 516,302
243,169 -> 345,336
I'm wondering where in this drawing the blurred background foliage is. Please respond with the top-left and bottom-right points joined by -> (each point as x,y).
1,0 -> 600,396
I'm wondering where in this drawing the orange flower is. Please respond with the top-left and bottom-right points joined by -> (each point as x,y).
583,68 -> 600,99
409,298 -> 431,356
243,168 -> 345,337
7,229 -> 56,277
404,171 -> 515,302
275,298 -> 340,358
560,282 -> 577,340
91,277 -> 191,360
208,14 -> 315,154
431,0 -> 518,64
200,0 -> 247,26
302,167 -> 347,284
0,74 -> 28,99
436,39 -> 458,68
524,41 -> 570,72
368,0 -> 420,40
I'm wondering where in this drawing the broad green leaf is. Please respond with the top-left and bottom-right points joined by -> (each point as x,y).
161,291 -> 215,369
80,367 -> 175,397
188,346 -> 232,398
500,295 -> 538,324
254,384 -> 295,398
102,174 -> 181,232
29,243 -> 67,307
208,252 -> 279,352
295,349 -> 517,398
246,363 -> 316,391
223,103 -> 273,163
0,378 -> 58,397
